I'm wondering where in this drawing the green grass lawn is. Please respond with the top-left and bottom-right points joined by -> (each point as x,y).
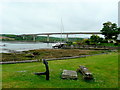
0,64 -> 2,90
1,52 -> 118,88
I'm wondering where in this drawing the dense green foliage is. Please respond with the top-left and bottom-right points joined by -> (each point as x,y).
88,35 -> 103,45
1,52 -> 118,88
100,21 -> 120,40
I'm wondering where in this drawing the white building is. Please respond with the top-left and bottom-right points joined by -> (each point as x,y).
117,34 -> 120,40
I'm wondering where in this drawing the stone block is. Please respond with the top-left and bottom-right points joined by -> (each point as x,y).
62,70 -> 78,80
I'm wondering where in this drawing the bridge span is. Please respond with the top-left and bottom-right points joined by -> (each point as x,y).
20,32 -> 102,42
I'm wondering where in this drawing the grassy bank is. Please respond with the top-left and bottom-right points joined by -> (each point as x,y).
2,52 -> 118,88
1,49 -> 110,62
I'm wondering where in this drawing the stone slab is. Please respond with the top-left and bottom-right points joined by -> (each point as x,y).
62,70 -> 78,79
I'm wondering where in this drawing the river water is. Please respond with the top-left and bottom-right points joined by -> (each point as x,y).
0,41 -> 54,53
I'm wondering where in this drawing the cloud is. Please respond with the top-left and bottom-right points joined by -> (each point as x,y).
1,0 -> 119,3
0,0 -> 119,36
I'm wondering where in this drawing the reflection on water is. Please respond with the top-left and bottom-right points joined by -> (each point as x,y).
0,41 -> 53,53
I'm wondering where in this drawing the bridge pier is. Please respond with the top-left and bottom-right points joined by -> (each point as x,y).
66,34 -> 69,41
47,35 -> 50,42
22,36 -> 25,40
33,35 -> 36,41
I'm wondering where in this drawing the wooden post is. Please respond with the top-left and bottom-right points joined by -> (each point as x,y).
77,65 -> 93,80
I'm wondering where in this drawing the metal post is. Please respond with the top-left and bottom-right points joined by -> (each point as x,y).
34,59 -> 49,80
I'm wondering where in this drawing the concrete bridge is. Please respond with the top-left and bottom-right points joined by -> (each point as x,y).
20,32 -> 102,42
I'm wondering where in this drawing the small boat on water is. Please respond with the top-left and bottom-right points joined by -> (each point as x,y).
52,18 -> 66,49
52,42 -> 66,48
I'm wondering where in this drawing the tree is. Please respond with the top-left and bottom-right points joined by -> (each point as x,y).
100,21 -> 120,40
89,35 -> 102,45
85,40 -> 90,45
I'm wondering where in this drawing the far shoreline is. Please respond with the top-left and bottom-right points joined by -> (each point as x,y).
0,41 -> 55,43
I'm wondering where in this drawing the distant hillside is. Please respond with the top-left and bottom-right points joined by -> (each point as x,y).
0,34 -> 22,41
0,36 -> 15,41
0,34 -> 84,42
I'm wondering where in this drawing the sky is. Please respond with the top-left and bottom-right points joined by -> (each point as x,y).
0,0 -> 119,37
118,1 -> 120,27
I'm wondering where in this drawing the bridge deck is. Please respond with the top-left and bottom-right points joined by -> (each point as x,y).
21,32 -> 101,36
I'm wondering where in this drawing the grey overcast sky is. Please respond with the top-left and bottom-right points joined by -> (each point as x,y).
0,0 -> 119,37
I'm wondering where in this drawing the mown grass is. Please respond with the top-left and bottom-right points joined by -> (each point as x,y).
100,43 -> 118,47
2,52 -> 118,88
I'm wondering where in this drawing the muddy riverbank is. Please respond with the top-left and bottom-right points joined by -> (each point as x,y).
1,49 -> 112,62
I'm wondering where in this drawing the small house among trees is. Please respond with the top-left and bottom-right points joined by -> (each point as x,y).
117,34 -> 120,40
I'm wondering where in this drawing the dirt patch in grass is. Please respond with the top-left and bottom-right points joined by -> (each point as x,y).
1,49 -> 109,62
